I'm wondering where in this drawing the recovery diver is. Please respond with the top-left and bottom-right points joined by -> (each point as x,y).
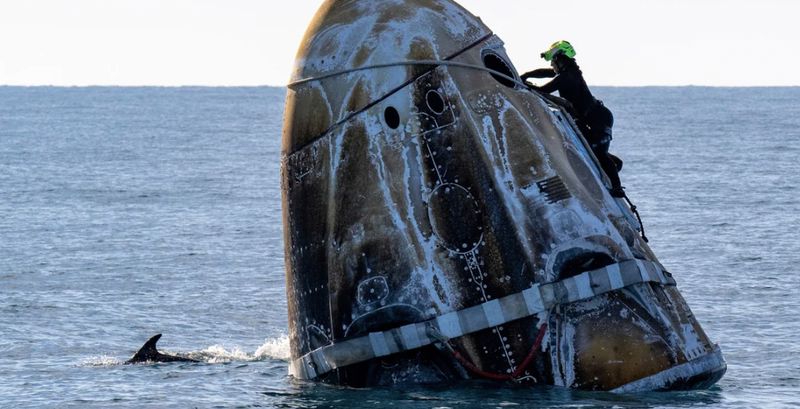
522,41 -> 625,198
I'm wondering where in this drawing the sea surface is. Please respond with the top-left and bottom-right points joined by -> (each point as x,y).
1,86 -> 798,408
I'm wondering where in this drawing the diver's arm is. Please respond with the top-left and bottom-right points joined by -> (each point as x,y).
521,68 -> 556,80
541,94 -> 577,117
532,75 -> 560,94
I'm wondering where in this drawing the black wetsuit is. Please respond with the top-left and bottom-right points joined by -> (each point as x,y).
522,65 -> 622,193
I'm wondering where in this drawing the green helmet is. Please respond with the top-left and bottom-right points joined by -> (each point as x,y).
541,40 -> 576,61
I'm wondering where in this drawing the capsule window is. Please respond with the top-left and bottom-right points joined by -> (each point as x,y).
554,251 -> 614,280
384,106 -> 400,129
482,52 -> 516,88
425,90 -> 446,114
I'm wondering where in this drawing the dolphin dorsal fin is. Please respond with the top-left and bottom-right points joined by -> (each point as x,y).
128,333 -> 163,363
140,334 -> 163,353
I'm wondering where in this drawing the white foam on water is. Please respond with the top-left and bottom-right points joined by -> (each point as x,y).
80,355 -> 122,367
187,334 -> 292,363
192,345 -> 253,364
254,334 -> 292,361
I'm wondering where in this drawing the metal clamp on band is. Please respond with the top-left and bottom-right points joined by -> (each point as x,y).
290,259 -> 674,379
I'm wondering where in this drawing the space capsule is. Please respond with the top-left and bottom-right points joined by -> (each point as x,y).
280,0 -> 725,391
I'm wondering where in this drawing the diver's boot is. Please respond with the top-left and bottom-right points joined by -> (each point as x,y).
609,186 -> 625,198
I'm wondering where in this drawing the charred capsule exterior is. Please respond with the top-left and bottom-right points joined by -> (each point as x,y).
281,0 -> 725,390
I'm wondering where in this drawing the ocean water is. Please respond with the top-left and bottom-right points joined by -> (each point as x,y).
1,86 -> 798,408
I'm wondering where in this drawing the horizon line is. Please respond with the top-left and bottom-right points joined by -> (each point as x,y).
2,84 -> 800,88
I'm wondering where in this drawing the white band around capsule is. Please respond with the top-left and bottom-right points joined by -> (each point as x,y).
289,259 -> 675,380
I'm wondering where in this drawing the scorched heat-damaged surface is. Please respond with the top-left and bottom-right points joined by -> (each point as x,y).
281,0 -> 725,390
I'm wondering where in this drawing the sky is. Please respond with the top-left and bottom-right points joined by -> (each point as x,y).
0,0 -> 797,87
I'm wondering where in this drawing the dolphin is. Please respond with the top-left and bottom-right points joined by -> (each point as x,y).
125,334 -> 199,364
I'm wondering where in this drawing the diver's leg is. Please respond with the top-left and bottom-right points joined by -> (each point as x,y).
593,135 -> 624,197
601,154 -> 624,197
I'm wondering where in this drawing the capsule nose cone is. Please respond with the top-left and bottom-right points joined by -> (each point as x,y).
572,314 -> 675,390
557,287 -> 726,391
